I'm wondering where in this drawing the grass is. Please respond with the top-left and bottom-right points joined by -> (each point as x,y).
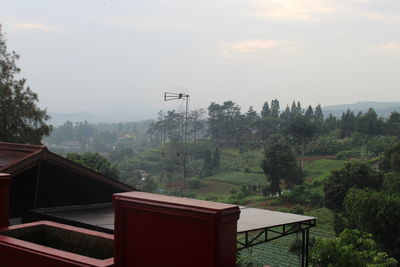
206,171 -> 266,186
188,179 -> 239,195
304,159 -> 348,182
238,225 -> 336,267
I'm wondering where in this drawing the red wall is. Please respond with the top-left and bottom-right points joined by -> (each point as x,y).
0,173 -> 11,228
0,221 -> 114,267
113,191 -> 240,267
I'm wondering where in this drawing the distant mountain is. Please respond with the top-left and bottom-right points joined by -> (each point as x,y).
49,99 -> 158,126
49,111 -> 104,126
94,98 -> 158,122
322,101 -> 400,118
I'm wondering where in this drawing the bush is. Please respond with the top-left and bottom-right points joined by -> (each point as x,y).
289,205 -> 305,215
188,178 -> 205,189
336,149 -> 360,160
284,184 -> 324,208
306,135 -> 343,155
270,198 -> 282,206
306,208 -> 334,225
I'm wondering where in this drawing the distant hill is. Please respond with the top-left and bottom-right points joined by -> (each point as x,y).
49,98 -> 158,126
322,101 -> 400,118
49,111 -> 104,126
95,98 -> 158,123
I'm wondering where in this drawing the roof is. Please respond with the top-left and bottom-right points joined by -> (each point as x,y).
29,204 -> 316,234
0,142 -> 133,192
237,207 -> 315,233
114,191 -> 238,212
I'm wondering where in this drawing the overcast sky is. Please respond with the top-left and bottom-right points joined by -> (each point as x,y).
1,0 -> 400,113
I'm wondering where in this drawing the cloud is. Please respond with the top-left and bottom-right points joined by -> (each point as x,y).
360,12 -> 400,23
246,0 -> 400,23
106,17 -> 179,31
16,23 -> 54,32
220,39 -> 299,57
247,0 -> 337,22
376,42 -> 400,51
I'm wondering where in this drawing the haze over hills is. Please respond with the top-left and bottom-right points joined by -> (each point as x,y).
49,100 -> 400,126
49,98 -> 158,126
322,101 -> 400,118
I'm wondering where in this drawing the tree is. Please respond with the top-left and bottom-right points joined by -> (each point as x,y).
310,229 -> 397,267
380,142 -> 400,173
254,117 -> 280,142
66,152 -> 120,179
243,106 -> 259,142
207,101 -> 245,145
261,139 -> 302,196
344,189 -> 400,260
314,104 -> 324,121
383,172 -> 400,194
286,114 -> 317,171
304,105 -> 314,119
188,108 -> 206,141
261,101 -> 270,118
356,108 -> 384,136
324,162 -> 383,212
340,109 -> 356,138
270,99 -> 280,118
386,112 -> 400,137
0,25 -> 51,144
325,113 -> 338,131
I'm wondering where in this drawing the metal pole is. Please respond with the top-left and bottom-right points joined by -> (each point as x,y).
305,228 -> 309,267
164,92 -> 189,196
183,96 -> 188,182
301,229 -> 306,267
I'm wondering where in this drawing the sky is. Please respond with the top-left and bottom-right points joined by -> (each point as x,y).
1,0 -> 400,114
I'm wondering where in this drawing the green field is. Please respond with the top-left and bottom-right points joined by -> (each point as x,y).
188,180 -> 239,195
304,159 -> 348,182
206,171 -> 266,186
238,225 -> 335,267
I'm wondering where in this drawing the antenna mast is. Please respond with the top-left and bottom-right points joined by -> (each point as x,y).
164,92 -> 190,194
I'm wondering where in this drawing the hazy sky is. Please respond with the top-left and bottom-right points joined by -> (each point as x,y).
1,0 -> 400,114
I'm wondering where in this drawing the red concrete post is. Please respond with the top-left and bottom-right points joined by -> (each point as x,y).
0,173 -> 11,228
113,192 -> 240,267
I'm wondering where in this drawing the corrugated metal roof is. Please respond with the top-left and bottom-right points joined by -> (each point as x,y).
0,142 -> 44,171
30,204 -> 316,234
0,142 -> 134,192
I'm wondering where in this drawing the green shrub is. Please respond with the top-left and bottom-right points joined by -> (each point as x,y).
270,198 -> 282,206
188,178 -> 205,189
289,205 -> 305,215
336,149 -> 360,160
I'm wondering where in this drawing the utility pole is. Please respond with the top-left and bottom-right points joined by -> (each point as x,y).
164,92 -> 189,195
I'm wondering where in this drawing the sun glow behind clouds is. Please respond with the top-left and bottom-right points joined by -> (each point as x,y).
16,23 -> 54,31
377,42 -> 400,51
220,39 -> 299,57
248,0 -> 337,21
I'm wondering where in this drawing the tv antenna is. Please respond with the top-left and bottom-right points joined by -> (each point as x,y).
164,92 -> 189,194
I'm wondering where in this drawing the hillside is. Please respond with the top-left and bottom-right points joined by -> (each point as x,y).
49,98 -> 158,126
322,101 -> 400,117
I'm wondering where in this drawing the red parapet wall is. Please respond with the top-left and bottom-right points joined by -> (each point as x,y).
0,221 -> 114,267
0,173 -> 11,228
113,191 -> 241,267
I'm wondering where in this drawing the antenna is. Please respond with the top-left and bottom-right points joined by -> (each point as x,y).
164,92 -> 188,101
164,91 -> 189,196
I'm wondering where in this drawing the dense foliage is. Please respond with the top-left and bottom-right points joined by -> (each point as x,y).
310,229 -> 397,267
66,152 -> 120,179
261,138 -> 303,196
323,162 -> 383,212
